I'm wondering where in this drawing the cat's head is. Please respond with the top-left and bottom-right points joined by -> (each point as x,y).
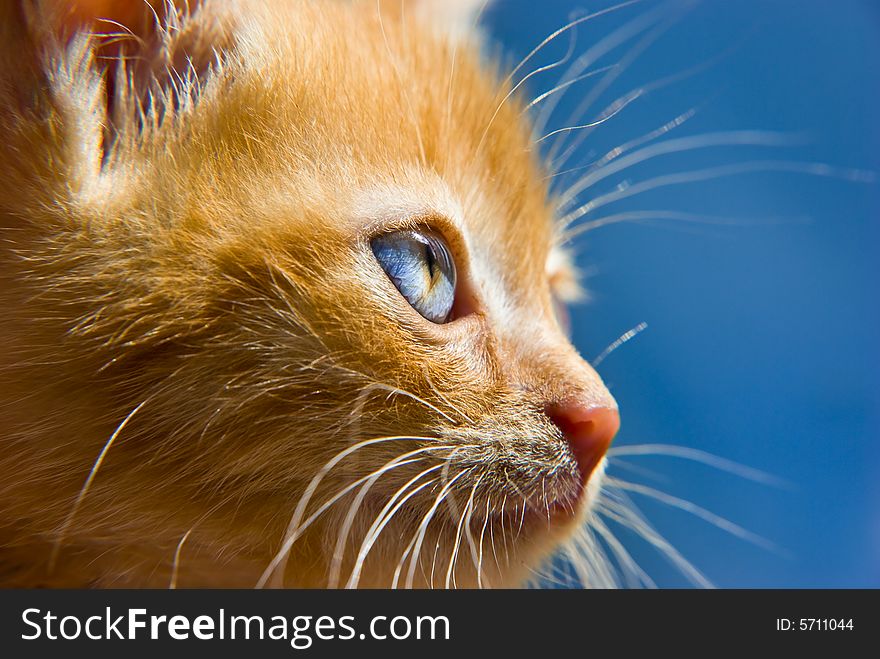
0,0 -> 618,587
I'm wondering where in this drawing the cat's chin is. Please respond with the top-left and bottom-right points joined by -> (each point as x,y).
470,460 -> 608,588
492,464 -> 607,588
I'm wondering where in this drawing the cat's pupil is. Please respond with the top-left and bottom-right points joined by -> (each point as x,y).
425,243 -> 436,280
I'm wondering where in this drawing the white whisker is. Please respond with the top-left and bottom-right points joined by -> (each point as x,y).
405,468 -> 471,589
521,64 -> 617,114
591,322 -> 648,367
589,515 -> 656,588
168,528 -> 193,590
477,0 -> 644,155
545,107 -> 697,186
504,1 -> 643,89
476,496 -> 492,588
565,160 -> 875,225
560,209 -> 805,242
532,5 -> 662,138
345,464 -> 444,588
546,15 -> 680,164
557,131 -> 800,215
256,435 -> 444,588
598,495 -> 713,588
475,20 -> 580,156
445,478 -> 480,589
533,94 -> 638,144
608,443 -> 791,488
606,477 -> 784,555
50,399 -> 149,571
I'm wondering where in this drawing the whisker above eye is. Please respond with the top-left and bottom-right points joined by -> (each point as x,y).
532,6 -> 666,140
556,131 -> 801,216
559,210 -> 806,243
544,106 -> 698,185
476,16 -> 580,157
532,93 -> 639,145
591,321 -> 648,368
545,15 -> 682,164
562,160 -> 876,225
520,63 -> 617,115
477,0 -> 645,156
503,0 -> 645,91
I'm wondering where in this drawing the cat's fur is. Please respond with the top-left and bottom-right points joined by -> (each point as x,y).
0,0 -> 617,587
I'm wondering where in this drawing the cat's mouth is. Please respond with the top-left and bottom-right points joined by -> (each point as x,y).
487,460 -> 605,530
425,455 -> 603,537
421,404 -> 617,532
299,422 -> 614,588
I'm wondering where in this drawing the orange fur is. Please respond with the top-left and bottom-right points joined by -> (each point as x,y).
0,0 -> 617,588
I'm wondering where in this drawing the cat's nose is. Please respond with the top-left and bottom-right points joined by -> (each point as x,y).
546,401 -> 620,482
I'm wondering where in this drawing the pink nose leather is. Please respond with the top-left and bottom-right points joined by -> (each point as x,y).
546,402 -> 620,482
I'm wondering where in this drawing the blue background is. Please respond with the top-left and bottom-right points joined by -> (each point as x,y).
485,0 -> 879,587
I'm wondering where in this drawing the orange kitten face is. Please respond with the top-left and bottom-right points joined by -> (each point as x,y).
0,0 -> 618,587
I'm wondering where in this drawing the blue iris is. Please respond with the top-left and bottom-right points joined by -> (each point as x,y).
371,229 -> 457,323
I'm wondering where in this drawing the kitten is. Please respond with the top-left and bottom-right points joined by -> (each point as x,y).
0,0 -> 620,588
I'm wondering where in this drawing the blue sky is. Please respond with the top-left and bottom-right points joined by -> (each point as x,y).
485,0 -> 880,587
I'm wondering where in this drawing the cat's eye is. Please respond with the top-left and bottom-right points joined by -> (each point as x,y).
371,229 -> 457,324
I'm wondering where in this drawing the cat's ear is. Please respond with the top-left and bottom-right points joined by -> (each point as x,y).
1,1 -> 233,146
